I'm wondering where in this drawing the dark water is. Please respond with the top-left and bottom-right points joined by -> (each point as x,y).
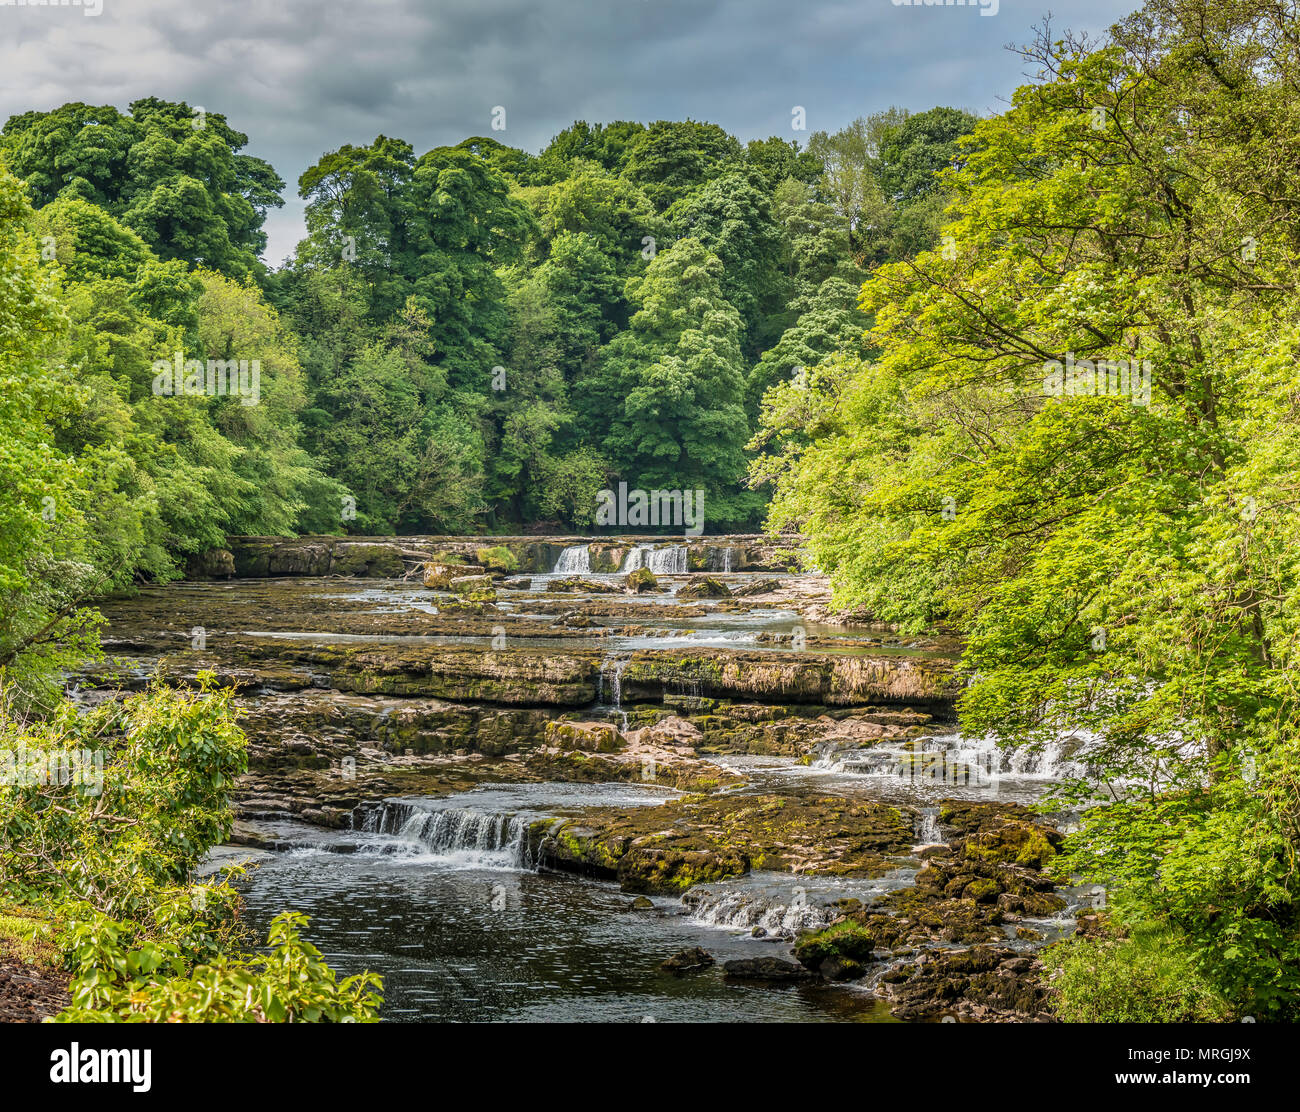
234,818 -> 896,1024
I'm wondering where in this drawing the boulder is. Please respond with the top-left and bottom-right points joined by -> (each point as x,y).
424,563 -> 484,589
731,578 -> 783,597
722,957 -> 816,981
660,947 -> 715,976
625,567 -> 660,593
544,720 -> 625,754
677,576 -> 732,599
449,574 -> 495,595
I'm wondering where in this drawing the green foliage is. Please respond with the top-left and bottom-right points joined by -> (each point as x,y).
1043,925 -> 1234,1023
755,0 -> 1300,1019
0,677 -> 246,915
4,91 -> 970,544
1,99 -> 283,277
621,120 -> 742,212
57,910 -> 382,1023
476,545 -> 518,572
0,678 -> 382,1022
0,158 -> 122,707
594,238 -> 757,526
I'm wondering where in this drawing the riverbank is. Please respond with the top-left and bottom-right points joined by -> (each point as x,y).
74,536 -> 1081,1021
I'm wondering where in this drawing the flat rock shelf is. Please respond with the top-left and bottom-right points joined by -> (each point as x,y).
78,535 -> 1090,1022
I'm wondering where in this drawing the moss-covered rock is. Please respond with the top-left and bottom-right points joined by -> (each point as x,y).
449,574 -> 495,595
677,576 -> 732,599
963,818 -> 1058,870
544,720 -> 625,754
793,918 -> 883,970
476,546 -> 519,572
625,567 -> 659,593
617,844 -> 750,894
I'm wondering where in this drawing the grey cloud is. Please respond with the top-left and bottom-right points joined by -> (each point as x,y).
0,0 -> 1137,264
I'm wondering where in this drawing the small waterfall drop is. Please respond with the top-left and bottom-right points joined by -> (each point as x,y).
551,545 -> 591,575
358,801 -> 534,869
684,889 -> 836,936
598,653 -> 631,730
913,807 -> 943,847
619,543 -> 687,575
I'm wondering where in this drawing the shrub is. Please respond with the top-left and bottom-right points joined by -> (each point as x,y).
1043,924 -> 1235,1022
476,545 -> 519,571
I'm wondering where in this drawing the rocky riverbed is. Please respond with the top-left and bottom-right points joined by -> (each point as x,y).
78,535 -> 1086,1022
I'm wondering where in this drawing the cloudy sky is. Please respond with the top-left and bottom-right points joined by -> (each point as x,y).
0,0 -> 1137,265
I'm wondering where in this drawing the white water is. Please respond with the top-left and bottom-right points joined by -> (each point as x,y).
599,654 -> 631,731
619,543 -> 687,575
685,889 -> 836,936
681,871 -> 917,938
551,545 -> 591,575
359,801 -> 534,870
913,807 -> 943,846
813,731 -> 1087,790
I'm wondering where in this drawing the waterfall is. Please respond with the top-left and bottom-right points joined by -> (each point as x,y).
683,888 -> 836,936
619,543 -> 687,575
551,545 -> 591,575
599,654 -> 630,730
653,545 -> 687,574
619,544 -> 652,573
811,730 -> 1095,792
358,801 -> 534,869
722,547 -> 733,573
913,807 -> 943,846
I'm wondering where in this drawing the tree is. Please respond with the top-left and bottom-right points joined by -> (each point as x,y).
756,2 -> 1300,1017
533,120 -> 647,183
526,165 -> 662,271
621,120 -> 742,212
0,162 -> 134,706
671,167 -> 786,358
595,239 -> 755,525
2,99 -> 284,276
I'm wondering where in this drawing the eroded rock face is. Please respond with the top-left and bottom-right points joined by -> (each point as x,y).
188,548 -> 236,579
221,534 -> 808,579
788,801 -> 1067,1019
622,650 -> 958,707
618,846 -> 751,894
881,947 -> 1055,1023
532,792 -> 917,894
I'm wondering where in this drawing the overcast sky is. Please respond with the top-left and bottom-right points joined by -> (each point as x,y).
0,0 -> 1137,266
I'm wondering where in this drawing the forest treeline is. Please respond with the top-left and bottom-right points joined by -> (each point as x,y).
5,0 -> 1300,1023
0,98 -> 974,698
